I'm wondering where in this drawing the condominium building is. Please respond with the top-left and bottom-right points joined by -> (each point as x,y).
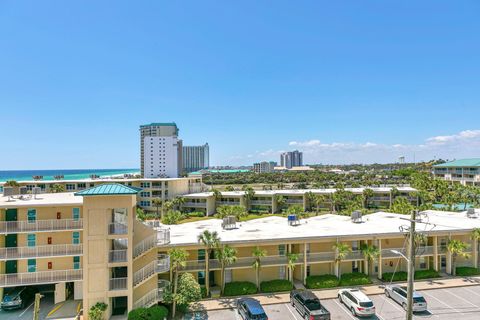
182,143 -> 210,174
280,150 -> 303,169
0,177 -> 204,213
1,184 -> 477,319
433,158 -> 480,186
182,187 -> 418,216
253,161 -> 277,173
140,123 -> 182,178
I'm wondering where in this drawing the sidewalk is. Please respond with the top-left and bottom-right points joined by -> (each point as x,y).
191,276 -> 480,311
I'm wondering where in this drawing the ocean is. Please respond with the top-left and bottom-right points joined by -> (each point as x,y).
0,169 -> 140,182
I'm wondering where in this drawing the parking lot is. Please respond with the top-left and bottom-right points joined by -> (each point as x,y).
185,285 -> 480,320
0,291 -> 54,320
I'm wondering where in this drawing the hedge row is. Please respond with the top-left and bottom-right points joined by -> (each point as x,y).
260,279 -> 293,293
339,273 -> 372,286
128,306 -> 168,320
456,267 -> 480,276
223,281 -> 257,296
382,269 -> 441,282
306,275 -> 339,289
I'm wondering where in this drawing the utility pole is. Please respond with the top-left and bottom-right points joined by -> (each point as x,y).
406,210 -> 416,320
33,292 -> 43,320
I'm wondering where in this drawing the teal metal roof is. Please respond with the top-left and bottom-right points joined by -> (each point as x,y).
75,183 -> 142,196
433,158 -> 480,168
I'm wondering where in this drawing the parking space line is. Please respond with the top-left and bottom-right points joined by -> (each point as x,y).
461,286 -> 480,299
333,299 -> 357,320
422,291 -> 463,315
285,303 -> 303,320
380,295 -> 404,312
18,302 -> 35,318
441,289 -> 480,309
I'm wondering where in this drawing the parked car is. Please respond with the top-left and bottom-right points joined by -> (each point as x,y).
290,289 -> 331,320
338,288 -> 375,317
1,286 -> 39,310
384,285 -> 428,312
237,298 -> 268,320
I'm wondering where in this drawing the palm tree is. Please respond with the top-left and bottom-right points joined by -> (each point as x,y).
173,196 -> 186,211
362,188 -> 374,209
471,228 -> 480,261
287,253 -> 299,283
50,184 -> 66,193
313,194 -> 327,216
151,198 -> 163,220
333,242 -> 351,278
361,244 -> 380,276
212,189 -> 222,202
274,195 -> 286,213
215,245 -> 237,294
447,239 -> 470,276
305,192 -> 315,211
197,230 -> 220,297
252,246 -> 267,290
243,186 -> 255,212
168,248 -> 189,319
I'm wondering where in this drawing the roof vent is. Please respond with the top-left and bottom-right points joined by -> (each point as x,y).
19,187 -> 28,195
351,211 -> 362,223
32,187 -> 42,199
222,216 -> 236,230
288,214 -> 300,226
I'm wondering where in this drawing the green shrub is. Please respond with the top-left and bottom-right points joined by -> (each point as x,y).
456,267 -> 480,276
339,273 -> 372,286
415,269 -> 441,279
260,279 -> 293,293
382,271 -> 407,282
306,275 -> 339,289
382,269 -> 441,282
223,281 -> 257,296
128,306 -> 168,320
188,211 -> 205,218
161,210 -> 185,225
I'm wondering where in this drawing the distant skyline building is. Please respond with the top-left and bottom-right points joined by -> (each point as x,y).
183,143 -> 210,173
140,122 -> 182,178
253,161 -> 277,173
280,150 -> 303,169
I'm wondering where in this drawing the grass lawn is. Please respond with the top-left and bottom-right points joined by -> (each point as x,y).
178,216 -> 215,224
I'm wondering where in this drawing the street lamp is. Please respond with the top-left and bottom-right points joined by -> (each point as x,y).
390,249 -> 409,261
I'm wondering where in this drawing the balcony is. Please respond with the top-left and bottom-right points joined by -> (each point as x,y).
183,202 -> 207,208
250,200 -> 272,206
286,199 -> 304,204
0,219 -> 83,234
0,244 -> 83,261
133,255 -> 170,287
382,246 -> 437,258
307,252 -> 336,263
109,250 -> 128,263
109,277 -> 128,291
381,248 -> 407,259
133,280 -> 170,309
0,269 -> 82,287
345,250 -> 364,261
216,201 -> 240,206
109,222 -> 128,235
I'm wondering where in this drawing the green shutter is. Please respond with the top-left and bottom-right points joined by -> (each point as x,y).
27,209 -> 36,223
28,259 -> 36,272
27,234 -> 36,247
72,232 -> 80,244
72,208 -> 80,220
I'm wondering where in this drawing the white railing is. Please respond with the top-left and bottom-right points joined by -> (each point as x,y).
251,200 -> 272,206
0,219 -> 83,234
286,199 -> 304,204
109,277 -> 128,291
0,269 -> 82,287
345,250 -> 364,261
108,222 -> 128,235
0,244 -> 83,260
133,255 -> 170,287
109,250 -> 128,263
381,247 -> 407,258
184,202 -> 207,208
133,280 -> 170,309
307,252 -> 336,263
134,234 -> 157,258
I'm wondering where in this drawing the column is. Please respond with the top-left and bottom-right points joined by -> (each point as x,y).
303,243 -> 308,285
433,236 -> 439,272
378,239 -> 383,280
303,195 -> 308,212
473,239 -> 478,268
272,196 -> 277,214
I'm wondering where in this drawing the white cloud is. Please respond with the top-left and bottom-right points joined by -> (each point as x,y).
227,129 -> 480,165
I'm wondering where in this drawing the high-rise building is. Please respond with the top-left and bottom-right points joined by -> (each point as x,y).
140,123 -> 181,178
253,161 -> 277,173
280,150 -> 303,169
182,143 -> 210,173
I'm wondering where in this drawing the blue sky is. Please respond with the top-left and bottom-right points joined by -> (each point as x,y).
1,1 -> 479,169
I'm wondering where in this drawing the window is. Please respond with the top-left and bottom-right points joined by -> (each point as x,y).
198,271 -> 205,285
139,201 -> 151,207
72,208 -> 80,221
28,259 -> 36,272
27,209 -> 36,223
73,256 -> 80,269
140,191 -> 151,198
140,182 -> 151,188
72,232 -> 80,244
279,266 -> 286,279
306,266 -> 311,277
198,249 -> 206,261
419,257 -> 427,269
77,183 -> 86,190
66,184 -> 76,191
278,244 -> 286,256
224,269 -> 232,284
27,234 -> 36,247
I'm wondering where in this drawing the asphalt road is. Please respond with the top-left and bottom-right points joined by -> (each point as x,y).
185,285 -> 480,320
0,291 -> 54,320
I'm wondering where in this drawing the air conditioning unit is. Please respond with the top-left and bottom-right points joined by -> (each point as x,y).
222,216 -> 236,230
351,211 -> 362,223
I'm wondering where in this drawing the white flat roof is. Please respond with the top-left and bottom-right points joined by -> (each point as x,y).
164,210 -> 480,246
183,187 -> 417,198
0,192 -> 83,208
0,177 -> 195,185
